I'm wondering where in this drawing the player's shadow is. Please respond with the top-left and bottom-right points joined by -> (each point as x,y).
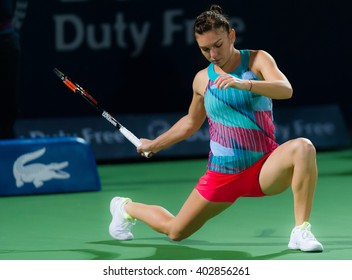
2,237 -> 337,260
87,238 -> 301,260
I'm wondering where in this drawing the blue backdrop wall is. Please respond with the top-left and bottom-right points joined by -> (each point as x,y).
15,0 -> 349,120
9,0 -> 351,160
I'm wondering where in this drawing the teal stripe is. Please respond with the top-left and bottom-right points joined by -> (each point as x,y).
210,140 -> 265,159
205,90 -> 260,130
208,151 -> 264,173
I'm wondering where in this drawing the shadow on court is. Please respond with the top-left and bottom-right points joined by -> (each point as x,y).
2,235 -> 351,260
86,239 -> 301,260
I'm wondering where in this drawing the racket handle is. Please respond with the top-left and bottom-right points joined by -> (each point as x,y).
119,126 -> 152,158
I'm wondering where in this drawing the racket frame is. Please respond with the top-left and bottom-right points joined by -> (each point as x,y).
53,68 -> 151,158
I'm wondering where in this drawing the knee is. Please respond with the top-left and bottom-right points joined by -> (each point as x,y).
292,138 -> 316,158
167,227 -> 190,241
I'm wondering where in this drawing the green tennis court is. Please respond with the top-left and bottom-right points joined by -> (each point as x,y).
0,148 -> 351,260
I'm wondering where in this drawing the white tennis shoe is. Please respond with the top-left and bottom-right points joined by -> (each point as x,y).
288,222 -> 323,252
109,197 -> 136,240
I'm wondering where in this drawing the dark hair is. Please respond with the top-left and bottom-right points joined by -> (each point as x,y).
193,4 -> 230,35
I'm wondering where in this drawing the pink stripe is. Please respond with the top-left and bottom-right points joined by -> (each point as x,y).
209,118 -> 277,152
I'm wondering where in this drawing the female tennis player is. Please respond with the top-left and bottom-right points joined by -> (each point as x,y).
109,4 -> 323,252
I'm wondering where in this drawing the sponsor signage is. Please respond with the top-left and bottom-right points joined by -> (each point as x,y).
17,0 -> 247,119
0,137 -> 101,196
274,104 -> 351,148
14,105 -> 351,161
15,113 -> 210,161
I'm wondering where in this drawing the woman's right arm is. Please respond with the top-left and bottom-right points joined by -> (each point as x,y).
137,70 -> 207,156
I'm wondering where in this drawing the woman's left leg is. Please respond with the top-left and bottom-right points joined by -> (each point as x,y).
258,137 -> 323,251
259,138 -> 317,225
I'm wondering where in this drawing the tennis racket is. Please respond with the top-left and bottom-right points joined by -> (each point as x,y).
53,68 -> 152,158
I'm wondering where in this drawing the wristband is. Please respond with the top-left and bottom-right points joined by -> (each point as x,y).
248,80 -> 253,91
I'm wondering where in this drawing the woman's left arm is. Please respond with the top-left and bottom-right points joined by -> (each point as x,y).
214,50 -> 293,100
249,50 -> 293,100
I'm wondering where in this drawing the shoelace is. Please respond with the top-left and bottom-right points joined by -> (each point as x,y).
121,220 -> 135,230
116,203 -> 135,230
301,226 -> 317,240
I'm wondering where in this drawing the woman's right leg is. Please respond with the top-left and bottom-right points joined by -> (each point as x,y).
125,189 -> 232,241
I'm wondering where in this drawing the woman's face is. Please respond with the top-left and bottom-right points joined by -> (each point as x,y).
195,28 -> 235,67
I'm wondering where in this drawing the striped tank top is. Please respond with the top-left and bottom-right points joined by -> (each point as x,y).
204,49 -> 279,174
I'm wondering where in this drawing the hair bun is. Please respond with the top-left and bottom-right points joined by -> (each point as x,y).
210,4 -> 223,14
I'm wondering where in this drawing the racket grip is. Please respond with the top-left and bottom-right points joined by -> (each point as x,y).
119,126 -> 152,158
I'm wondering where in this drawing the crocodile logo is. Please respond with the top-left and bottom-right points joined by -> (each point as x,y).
13,147 -> 71,188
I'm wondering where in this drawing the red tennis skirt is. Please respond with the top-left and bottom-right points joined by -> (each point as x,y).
195,152 -> 272,203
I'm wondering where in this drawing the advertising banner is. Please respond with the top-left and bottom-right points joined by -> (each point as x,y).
0,137 -> 101,195
15,105 -> 351,161
17,0 -> 249,118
